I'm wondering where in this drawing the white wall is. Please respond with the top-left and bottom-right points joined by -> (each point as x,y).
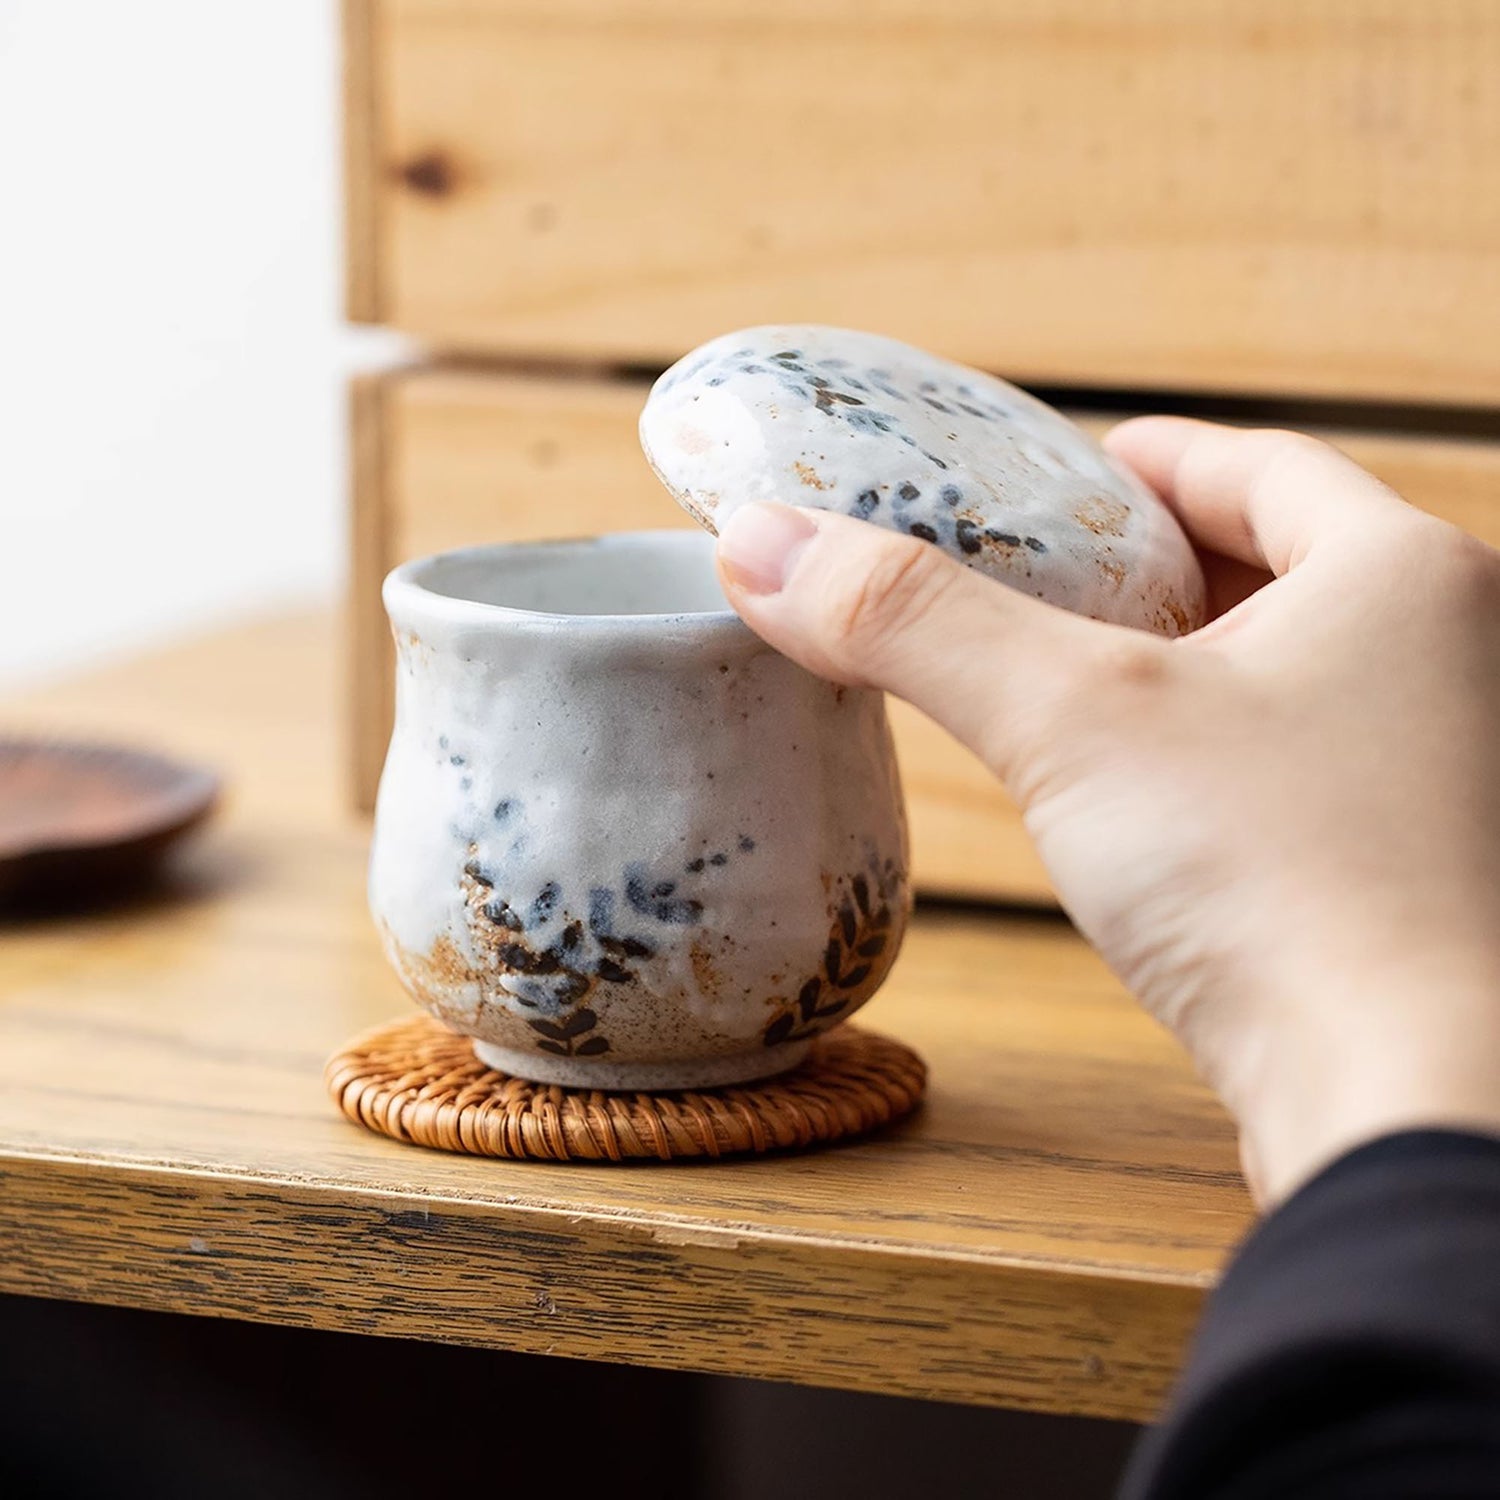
0,1 -> 406,688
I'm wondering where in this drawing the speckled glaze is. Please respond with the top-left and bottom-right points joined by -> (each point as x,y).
640,325 -> 1206,636
369,532 -> 911,1091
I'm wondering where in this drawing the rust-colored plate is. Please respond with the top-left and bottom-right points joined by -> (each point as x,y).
0,738 -> 219,904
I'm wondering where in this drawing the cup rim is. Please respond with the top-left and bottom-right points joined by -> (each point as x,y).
383,531 -> 747,636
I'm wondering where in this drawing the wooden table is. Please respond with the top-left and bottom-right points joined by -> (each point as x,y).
0,615 -> 1252,1424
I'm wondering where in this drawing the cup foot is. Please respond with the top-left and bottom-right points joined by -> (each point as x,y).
469,1037 -> 814,1092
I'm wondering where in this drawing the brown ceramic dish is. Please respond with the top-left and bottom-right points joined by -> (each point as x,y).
0,738 -> 219,904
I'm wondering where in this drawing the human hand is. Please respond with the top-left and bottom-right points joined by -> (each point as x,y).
715,418 -> 1500,1206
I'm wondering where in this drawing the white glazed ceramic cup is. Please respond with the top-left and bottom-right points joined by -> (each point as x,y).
370,531 -> 911,1090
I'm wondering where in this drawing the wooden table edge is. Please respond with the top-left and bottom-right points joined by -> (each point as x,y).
1,1146 -> 1204,1422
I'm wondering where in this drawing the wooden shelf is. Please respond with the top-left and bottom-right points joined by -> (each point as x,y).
0,614 -> 1251,1421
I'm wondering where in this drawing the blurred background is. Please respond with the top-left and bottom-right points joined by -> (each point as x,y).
0,2 -> 403,688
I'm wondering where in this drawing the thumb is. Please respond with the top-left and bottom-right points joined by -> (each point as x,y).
714,501 -> 1126,777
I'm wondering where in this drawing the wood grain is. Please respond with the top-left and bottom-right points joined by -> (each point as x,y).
351,0 -> 1500,404
0,614 -> 1251,1421
348,375 -> 391,814
342,0 -> 382,320
350,364 -> 1500,901
0,1157 -> 1201,1419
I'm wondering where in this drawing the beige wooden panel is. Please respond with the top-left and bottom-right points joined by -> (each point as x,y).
342,0 -> 381,319
349,365 -> 1500,903
387,369 -> 689,562
348,374 -> 391,819
351,0 -> 1500,404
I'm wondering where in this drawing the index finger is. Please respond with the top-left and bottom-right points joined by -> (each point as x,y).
1104,416 -> 1415,576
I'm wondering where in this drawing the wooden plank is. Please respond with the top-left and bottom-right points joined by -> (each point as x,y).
0,615 -> 1250,1421
350,364 -> 1500,902
342,0 -> 382,321
355,0 -> 1500,404
385,369 -> 691,564
348,374 -> 393,811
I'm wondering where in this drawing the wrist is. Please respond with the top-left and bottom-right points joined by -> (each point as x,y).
1233,985 -> 1500,1208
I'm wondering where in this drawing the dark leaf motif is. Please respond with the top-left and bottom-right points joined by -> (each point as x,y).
529,882 -> 561,924
763,1012 -> 796,1047
814,998 -> 850,1020
852,874 -> 870,916
601,934 -> 655,960
797,978 -> 822,1022
588,887 -> 615,937
824,938 -> 843,986
838,964 -> 871,991
530,1011 -> 603,1056
856,934 -> 887,959
955,518 -> 983,556
812,385 -> 866,415
552,973 -> 590,1006
626,873 -> 704,926
484,899 -> 525,932
838,902 -> 857,946
498,943 -> 560,976
596,958 -> 634,984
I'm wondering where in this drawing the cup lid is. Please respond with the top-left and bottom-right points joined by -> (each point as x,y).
639,323 -> 1205,636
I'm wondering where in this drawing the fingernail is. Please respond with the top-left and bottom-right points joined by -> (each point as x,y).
717,503 -> 818,595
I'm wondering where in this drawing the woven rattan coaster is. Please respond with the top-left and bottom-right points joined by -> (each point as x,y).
326,1014 -> 926,1162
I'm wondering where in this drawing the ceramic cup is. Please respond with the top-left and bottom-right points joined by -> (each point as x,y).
370,531 -> 911,1091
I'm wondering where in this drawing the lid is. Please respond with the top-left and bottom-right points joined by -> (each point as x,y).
640,324 -> 1205,636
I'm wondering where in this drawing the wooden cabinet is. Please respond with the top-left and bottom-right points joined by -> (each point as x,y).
343,0 -> 1500,903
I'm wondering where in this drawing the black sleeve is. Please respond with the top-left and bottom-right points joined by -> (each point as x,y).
1119,1130 -> 1500,1500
